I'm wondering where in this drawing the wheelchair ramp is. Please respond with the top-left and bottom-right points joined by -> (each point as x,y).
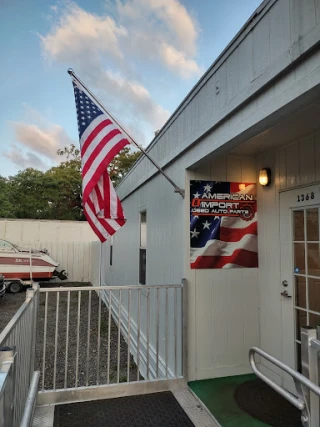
234,378 -> 301,427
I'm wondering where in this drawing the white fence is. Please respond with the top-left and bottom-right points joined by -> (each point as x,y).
90,241 -> 101,287
26,240 -> 93,283
0,219 -> 98,283
0,219 -> 96,243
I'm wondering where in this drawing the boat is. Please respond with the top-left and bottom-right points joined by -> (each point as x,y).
0,239 -> 67,281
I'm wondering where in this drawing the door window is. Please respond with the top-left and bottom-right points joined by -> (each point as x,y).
293,207 -> 320,370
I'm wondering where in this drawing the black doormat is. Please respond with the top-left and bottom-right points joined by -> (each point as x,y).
234,378 -> 302,427
53,391 -> 194,427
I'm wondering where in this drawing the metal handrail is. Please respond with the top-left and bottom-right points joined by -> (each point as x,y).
0,284 -> 39,427
39,284 -> 183,292
249,347 -> 320,411
20,371 -> 40,427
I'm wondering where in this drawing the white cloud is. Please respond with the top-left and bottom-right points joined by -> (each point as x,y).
4,146 -> 48,171
159,43 -> 202,79
12,121 -> 72,161
41,4 -> 127,63
3,105 -> 75,172
39,1 -> 201,148
116,0 -> 198,56
94,68 -> 169,130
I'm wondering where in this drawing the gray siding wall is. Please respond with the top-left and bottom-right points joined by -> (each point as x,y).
101,0 -> 320,381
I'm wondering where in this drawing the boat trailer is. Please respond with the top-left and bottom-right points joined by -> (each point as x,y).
4,270 -> 68,294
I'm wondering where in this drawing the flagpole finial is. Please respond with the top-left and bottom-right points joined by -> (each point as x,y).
67,68 -> 74,76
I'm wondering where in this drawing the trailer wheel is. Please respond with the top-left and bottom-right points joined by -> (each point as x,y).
7,281 -> 23,294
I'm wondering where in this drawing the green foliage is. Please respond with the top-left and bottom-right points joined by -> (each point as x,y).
57,144 -> 80,161
0,176 -> 15,218
1,145 -> 140,220
7,165 -> 84,220
46,159 -> 83,220
108,146 -> 141,187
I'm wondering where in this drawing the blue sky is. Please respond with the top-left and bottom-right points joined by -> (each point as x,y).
0,0 -> 262,177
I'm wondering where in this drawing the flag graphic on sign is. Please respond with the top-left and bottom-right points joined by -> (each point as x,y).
72,81 -> 130,242
190,181 -> 258,269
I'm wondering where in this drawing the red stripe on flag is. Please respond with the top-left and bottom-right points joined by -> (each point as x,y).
81,119 -> 113,155
191,249 -> 258,269
83,206 -> 106,242
82,128 -> 121,176
116,197 -> 124,220
104,171 -> 111,218
82,138 -> 129,204
86,197 -> 115,236
219,222 -> 257,242
95,184 -> 104,211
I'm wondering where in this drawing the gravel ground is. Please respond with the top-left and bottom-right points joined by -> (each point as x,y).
0,283 -> 140,390
0,290 -> 27,333
36,283 -> 141,390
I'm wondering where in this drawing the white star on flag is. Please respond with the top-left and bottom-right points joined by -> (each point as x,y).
193,192 -> 201,198
203,220 -> 211,230
190,229 -> 200,238
203,184 -> 212,192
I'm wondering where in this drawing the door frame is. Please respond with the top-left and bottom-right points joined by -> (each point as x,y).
280,183 -> 320,391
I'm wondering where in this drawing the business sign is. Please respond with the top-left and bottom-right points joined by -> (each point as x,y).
190,181 -> 258,269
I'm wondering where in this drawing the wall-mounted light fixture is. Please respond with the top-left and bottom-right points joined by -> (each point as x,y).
259,168 -> 271,187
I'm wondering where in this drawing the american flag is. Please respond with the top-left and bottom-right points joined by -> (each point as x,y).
72,80 -> 130,242
190,181 -> 258,268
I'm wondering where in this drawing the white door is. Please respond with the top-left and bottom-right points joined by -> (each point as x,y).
280,183 -> 320,390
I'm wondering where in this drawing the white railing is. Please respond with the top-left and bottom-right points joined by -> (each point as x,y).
0,284 -> 39,427
37,284 -> 186,405
250,342 -> 320,427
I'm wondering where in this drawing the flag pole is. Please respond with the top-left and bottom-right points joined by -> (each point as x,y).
67,68 -> 185,198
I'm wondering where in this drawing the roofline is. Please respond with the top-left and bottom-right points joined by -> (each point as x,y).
117,0 -> 275,188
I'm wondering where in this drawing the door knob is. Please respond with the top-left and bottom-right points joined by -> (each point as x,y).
281,290 -> 292,298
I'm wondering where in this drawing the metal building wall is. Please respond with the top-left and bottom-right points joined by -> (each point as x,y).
101,164 -> 185,378
103,0 -> 320,381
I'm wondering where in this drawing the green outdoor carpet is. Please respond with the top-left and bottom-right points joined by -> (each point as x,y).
188,374 -> 270,427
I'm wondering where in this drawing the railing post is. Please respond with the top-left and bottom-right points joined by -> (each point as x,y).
181,278 -> 188,381
28,284 -> 39,380
0,347 -> 16,427
301,327 -> 319,427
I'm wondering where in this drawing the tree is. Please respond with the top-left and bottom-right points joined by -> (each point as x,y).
46,159 -> 84,220
7,163 -> 84,221
108,146 -> 141,186
0,176 -> 15,218
1,144 -> 141,221
8,169 -> 49,219
57,144 -> 80,161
